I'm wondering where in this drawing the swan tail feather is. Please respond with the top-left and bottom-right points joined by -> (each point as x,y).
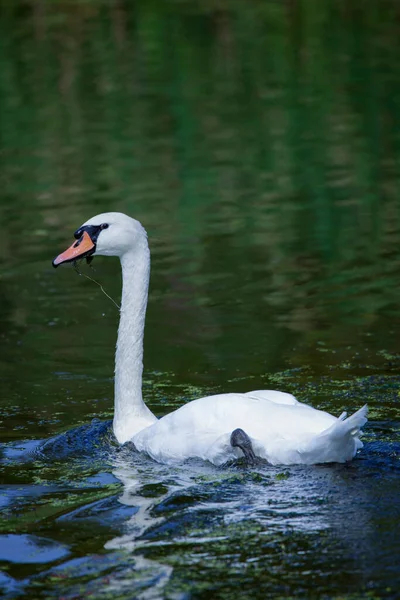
334,404 -> 368,438
298,405 -> 368,464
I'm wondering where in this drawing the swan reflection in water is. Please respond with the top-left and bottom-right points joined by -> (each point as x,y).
2,421 -> 397,599
89,441 -> 382,600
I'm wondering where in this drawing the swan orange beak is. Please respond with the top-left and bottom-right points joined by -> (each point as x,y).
52,231 -> 96,268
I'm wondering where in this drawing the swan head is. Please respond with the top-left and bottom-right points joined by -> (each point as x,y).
52,212 -> 147,267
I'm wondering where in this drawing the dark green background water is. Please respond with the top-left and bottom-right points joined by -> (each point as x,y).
0,1 -> 399,598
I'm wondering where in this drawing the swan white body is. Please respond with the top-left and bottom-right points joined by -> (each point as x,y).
55,212 -> 367,466
132,391 -> 367,466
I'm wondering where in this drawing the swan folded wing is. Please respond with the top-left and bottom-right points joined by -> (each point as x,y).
234,404 -> 367,465
132,393 -> 367,466
133,425 -> 233,464
131,393 -> 264,463
244,390 -> 299,405
131,394 -> 313,464
287,404 -> 368,465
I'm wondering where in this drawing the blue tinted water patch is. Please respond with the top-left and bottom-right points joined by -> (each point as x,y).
22,552 -> 173,600
37,419 -> 115,460
0,571 -> 24,599
57,494 -> 138,526
1,439 -> 43,462
0,534 -> 69,564
0,484 -> 61,510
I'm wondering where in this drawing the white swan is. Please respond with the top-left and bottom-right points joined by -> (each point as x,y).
53,212 -> 367,466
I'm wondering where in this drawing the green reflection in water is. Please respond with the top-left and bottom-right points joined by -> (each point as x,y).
0,1 -> 400,598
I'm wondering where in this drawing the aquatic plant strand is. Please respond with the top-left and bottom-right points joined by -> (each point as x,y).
73,261 -> 121,311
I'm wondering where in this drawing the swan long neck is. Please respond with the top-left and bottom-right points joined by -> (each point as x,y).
113,240 -> 157,443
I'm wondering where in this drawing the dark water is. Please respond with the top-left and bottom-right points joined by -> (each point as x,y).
1,1 -> 400,598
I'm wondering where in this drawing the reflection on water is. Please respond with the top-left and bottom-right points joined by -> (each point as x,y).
1,432 -> 398,599
1,0 -> 400,598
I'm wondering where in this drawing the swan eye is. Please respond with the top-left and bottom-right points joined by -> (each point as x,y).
73,223 -> 108,242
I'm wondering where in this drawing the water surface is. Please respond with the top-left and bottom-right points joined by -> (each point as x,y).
0,1 -> 399,598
